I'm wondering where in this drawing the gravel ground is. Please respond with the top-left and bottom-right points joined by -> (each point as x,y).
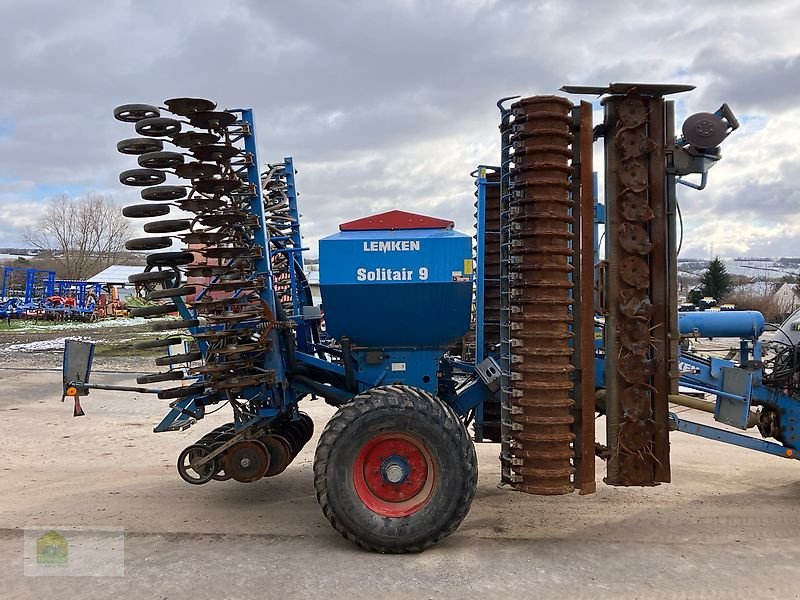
1,321 -> 800,598
0,317 -> 180,371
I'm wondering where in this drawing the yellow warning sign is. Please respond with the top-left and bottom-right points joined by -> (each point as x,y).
464,259 -> 473,275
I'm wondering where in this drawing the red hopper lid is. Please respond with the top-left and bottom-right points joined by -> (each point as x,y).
339,210 -> 454,231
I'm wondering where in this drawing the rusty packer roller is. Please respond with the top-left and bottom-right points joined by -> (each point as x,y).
506,96 -> 576,495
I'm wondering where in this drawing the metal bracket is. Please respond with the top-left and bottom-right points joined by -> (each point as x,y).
475,357 -> 502,393
715,366 -> 753,430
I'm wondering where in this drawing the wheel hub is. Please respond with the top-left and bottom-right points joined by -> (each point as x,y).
224,441 -> 270,483
354,433 -> 435,517
381,456 -> 409,484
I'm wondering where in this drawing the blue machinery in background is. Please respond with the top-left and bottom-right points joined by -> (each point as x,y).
1,269 -> 104,320
1,267 -> 55,303
1,267 -> 57,320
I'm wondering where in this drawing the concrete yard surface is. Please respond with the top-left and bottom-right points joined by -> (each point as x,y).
2,367 -> 800,599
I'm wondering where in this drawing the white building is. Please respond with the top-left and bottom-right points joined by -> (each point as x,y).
773,282 -> 800,314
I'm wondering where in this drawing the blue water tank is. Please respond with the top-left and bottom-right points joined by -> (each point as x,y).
319,210 -> 473,349
678,310 -> 765,340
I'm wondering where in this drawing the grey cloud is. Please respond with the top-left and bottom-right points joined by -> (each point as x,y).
691,45 -> 800,114
0,0 -> 799,259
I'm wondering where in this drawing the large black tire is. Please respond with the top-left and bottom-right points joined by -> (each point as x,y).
144,219 -> 191,234
155,351 -> 202,366
129,304 -> 176,317
123,203 -> 171,219
313,384 -> 477,553
150,318 -> 199,332
114,104 -> 160,122
137,370 -> 186,384
125,236 -> 172,251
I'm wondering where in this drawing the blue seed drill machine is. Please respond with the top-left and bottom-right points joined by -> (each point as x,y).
61,84 -> 800,553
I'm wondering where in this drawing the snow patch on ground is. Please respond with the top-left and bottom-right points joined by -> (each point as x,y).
0,336 -> 99,353
2,317 -> 148,333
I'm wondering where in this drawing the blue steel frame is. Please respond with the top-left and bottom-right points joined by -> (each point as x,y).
677,345 -> 800,458
2,267 -> 56,303
472,166 -> 501,432
268,157 -> 314,354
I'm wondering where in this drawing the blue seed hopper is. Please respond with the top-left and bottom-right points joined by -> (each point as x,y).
319,210 -> 473,393
319,210 -> 472,348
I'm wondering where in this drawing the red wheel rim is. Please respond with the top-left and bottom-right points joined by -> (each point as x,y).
353,432 -> 436,518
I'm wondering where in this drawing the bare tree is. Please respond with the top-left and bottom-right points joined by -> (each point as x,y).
23,192 -> 132,280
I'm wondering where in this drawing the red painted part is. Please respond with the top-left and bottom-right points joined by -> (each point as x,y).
353,432 -> 436,518
339,210 -> 454,231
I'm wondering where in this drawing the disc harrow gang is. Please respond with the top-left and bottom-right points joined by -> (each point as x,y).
114,97 -> 313,484
176,415 -> 314,485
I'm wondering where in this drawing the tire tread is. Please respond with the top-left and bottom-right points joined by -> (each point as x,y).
313,384 -> 477,553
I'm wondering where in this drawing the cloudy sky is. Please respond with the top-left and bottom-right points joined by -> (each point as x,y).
1,0 -> 798,258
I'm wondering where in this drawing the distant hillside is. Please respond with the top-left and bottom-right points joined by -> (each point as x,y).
678,257 -> 800,280
0,248 -> 39,260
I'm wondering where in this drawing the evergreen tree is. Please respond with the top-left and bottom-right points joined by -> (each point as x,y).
699,257 -> 732,301
687,288 -> 703,305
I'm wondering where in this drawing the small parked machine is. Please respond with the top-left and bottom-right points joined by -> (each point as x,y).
63,86 -> 800,553
1,267 -> 55,321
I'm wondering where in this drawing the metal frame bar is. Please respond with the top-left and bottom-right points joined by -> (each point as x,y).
473,169 -> 488,436
498,100 -> 515,484
475,171 -> 487,364
573,100 -> 597,493
280,156 -> 313,352
671,414 -> 799,459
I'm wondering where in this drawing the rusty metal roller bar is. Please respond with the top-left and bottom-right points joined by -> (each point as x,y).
507,95 -> 575,495
603,88 -> 672,485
